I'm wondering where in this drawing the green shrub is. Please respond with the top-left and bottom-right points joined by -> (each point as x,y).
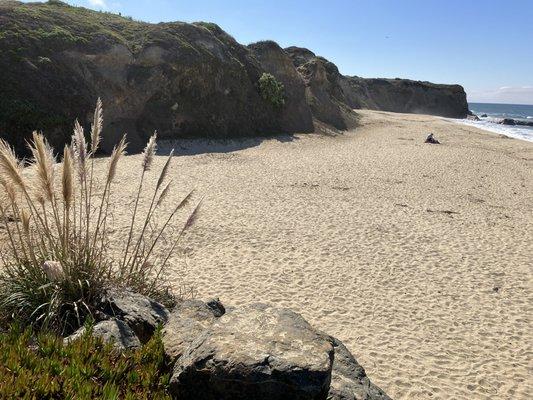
259,73 -> 285,109
0,324 -> 171,399
0,100 -> 200,334
194,22 -> 220,32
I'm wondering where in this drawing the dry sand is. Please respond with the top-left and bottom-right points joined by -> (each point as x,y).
103,110 -> 532,399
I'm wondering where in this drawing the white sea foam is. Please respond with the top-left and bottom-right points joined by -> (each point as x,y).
452,118 -> 533,142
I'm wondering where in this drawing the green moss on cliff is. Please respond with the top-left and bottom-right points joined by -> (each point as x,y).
0,1 -> 150,56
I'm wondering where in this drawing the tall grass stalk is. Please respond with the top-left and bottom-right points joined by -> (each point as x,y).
0,100 -> 197,333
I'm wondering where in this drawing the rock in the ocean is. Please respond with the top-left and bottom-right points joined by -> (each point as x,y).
65,319 -> 141,350
327,336 -> 391,400
98,289 -> 169,343
496,118 -> 533,127
168,303 -> 335,400
481,113 -> 488,117
466,114 -> 480,121
499,118 -> 516,125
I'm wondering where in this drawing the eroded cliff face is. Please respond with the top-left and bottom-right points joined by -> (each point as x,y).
285,47 -> 358,130
340,77 -> 469,118
285,46 -> 469,122
0,1 -> 469,154
0,2 -> 297,153
247,41 -> 314,133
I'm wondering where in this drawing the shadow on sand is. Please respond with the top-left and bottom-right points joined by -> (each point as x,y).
157,134 -> 300,156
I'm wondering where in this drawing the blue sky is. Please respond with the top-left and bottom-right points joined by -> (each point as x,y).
25,0 -> 533,104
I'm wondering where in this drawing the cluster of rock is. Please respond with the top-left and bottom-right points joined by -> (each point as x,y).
66,290 -> 391,400
466,113 -> 533,127
498,118 -> 533,127
1,1 -> 468,155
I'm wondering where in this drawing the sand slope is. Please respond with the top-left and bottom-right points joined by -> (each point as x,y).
104,110 -> 533,399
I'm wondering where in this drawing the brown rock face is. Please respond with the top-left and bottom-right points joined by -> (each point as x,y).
0,2 -> 292,154
285,46 -> 469,121
0,1 -> 468,156
248,41 -> 314,133
339,77 -> 469,118
284,47 -> 358,130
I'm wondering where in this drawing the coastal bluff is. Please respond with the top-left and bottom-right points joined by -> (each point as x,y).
0,1 -> 468,153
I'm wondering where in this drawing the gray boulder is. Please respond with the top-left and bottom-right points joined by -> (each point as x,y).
98,289 -> 169,343
162,299 -> 221,362
162,300 -> 391,400
168,303 -> 334,400
65,319 -> 141,350
327,336 -> 391,400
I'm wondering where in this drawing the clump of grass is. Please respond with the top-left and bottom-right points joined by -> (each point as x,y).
0,323 -> 171,399
0,99 -> 200,334
258,72 -> 285,109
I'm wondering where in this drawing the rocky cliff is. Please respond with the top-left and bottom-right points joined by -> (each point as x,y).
285,46 -> 469,122
0,1 -> 307,153
341,77 -> 469,118
0,1 -> 468,154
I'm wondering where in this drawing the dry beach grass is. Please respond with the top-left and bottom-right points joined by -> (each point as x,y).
3,110 -> 532,399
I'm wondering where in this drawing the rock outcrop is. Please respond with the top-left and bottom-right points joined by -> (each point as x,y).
285,47 -> 469,120
98,289 -> 170,343
162,299 -> 220,361
65,290 -> 169,349
65,318 -> 141,350
0,1 -> 468,155
248,41 -> 314,133
163,300 -> 390,400
64,290 -> 391,399
339,77 -> 469,118
285,47 -> 358,130
169,303 -> 334,400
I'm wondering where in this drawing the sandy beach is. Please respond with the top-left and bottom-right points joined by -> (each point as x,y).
98,110 -> 532,399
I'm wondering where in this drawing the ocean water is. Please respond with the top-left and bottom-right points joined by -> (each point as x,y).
458,102 -> 533,142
